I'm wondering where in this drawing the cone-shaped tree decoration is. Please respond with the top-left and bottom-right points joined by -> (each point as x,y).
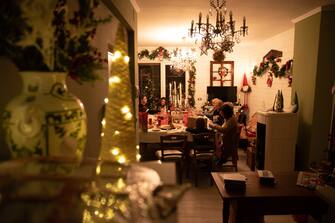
240,73 -> 251,93
100,25 -> 137,163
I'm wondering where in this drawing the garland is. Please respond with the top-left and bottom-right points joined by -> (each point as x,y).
138,47 -> 170,60
188,62 -> 196,108
253,59 -> 293,78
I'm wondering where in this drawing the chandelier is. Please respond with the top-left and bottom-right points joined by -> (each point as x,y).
170,47 -> 197,71
189,0 -> 248,60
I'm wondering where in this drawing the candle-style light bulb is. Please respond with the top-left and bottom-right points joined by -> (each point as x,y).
206,15 -> 209,32
216,10 -> 219,28
190,20 -> 194,37
198,12 -> 202,31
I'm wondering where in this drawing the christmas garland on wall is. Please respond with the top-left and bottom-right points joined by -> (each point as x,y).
138,47 -> 171,60
253,58 -> 293,78
188,63 -> 196,108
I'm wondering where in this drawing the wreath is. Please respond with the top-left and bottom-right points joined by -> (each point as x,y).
138,47 -> 170,60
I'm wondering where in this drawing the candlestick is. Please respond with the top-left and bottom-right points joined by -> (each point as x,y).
169,82 -> 172,102
243,16 -> 246,27
173,81 -> 178,106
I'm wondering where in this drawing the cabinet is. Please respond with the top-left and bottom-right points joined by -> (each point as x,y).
256,111 -> 298,172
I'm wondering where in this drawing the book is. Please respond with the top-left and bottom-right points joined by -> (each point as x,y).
257,170 -> 275,185
296,171 -> 319,189
221,173 -> 247,191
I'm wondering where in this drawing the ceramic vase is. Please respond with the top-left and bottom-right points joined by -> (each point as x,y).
2,72 -> 87,159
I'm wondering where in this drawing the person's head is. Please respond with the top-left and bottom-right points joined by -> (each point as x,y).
140,95 -> 147,105
160,97 -> 167,106
212,98 -> 223,110
220,103 -> 234,119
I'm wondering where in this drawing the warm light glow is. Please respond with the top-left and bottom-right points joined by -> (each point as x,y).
94,210 -> 99,216
114,130 -> 120,135
109,76 -> 121,84
121,106 -> 130,114
124,112 -> 132,120
117,178 -> 126,189
100,132 -> 104,137
104,98 -> 109,104
114,51 -> 121,59
123,56 -> 130,63
96,163 -> 101,175
101,119 -> 106,126
136,154 -> 141,161
136,145 -> 139,150
117,155 -> 126,164
110,147 -> 120,156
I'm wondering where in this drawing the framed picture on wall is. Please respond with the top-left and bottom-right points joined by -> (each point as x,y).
210,61 -> 234,86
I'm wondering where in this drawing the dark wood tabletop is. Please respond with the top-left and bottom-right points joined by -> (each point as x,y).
211,171 -> 328,223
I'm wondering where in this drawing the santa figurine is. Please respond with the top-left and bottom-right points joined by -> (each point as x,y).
241,73 -> 251,93
240,73 -> 251,108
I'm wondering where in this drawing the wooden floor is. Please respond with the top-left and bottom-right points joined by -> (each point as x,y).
176,149 -> 297,223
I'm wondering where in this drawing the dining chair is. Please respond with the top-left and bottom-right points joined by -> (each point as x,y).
191,131 -> 215,187
216,125 -> 242,172
157,134 -> 188,184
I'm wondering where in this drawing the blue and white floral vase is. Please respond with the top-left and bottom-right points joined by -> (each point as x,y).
2,72 -> 87,160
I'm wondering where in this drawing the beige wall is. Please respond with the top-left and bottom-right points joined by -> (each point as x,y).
292,6 -> 335,169
247,29 -> 294,116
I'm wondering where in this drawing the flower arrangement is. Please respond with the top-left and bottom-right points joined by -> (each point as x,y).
0,0 -> 111,84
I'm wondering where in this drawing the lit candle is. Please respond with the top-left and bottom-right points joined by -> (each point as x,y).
169,82 -> 172,102
174,81 -> 177,106
179,82 -> 182,106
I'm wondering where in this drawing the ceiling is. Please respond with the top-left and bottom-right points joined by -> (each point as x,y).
136,0 -> 335,47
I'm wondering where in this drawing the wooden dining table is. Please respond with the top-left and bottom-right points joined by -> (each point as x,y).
211,171 -> 328,223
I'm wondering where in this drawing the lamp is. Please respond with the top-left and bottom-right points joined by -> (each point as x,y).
189,0 -> 248,60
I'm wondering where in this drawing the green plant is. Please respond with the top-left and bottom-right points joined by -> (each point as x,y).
0,0 -> 111,84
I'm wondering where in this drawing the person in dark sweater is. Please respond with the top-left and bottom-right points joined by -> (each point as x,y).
139,95 -> 148,112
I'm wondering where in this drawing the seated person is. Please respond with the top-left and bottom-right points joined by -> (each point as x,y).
139,95 -> 148,112
208,103 -> 239,165
205,98 -> 224,125
157,97 -> 169,113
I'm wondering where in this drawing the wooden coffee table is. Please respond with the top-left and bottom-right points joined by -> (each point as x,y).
211,171 -> 328,223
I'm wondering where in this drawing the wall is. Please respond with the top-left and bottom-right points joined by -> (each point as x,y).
292,6 -> 335,169
247,29 -> 295,116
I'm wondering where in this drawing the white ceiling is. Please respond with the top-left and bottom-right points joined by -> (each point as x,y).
136,0 -> 335,47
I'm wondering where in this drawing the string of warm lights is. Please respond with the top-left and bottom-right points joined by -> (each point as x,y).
100,26 -> 138,164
